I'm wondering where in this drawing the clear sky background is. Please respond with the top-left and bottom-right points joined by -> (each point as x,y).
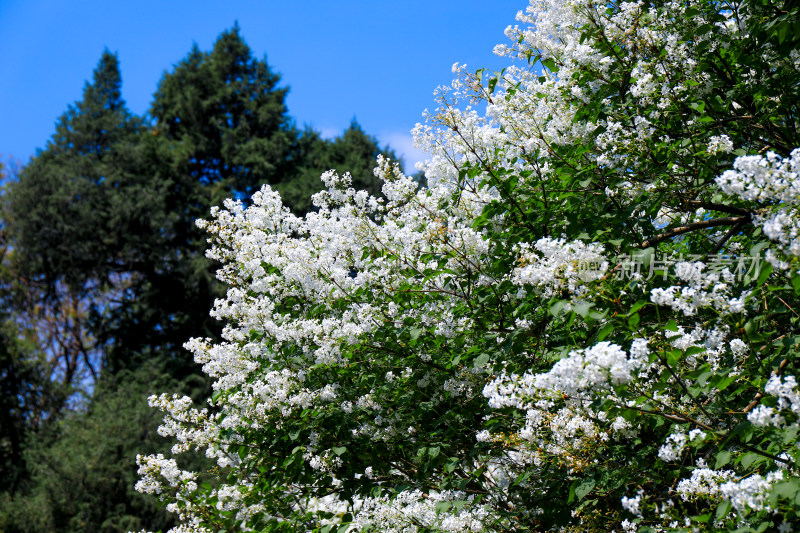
0,0 -> 525,172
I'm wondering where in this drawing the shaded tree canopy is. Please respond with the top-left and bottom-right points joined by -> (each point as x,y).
9,50 -> 145,291
150,24 -> 296,203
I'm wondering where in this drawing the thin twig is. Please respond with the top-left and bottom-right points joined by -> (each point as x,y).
710,217 -> 748,255
685,201 -> 750,217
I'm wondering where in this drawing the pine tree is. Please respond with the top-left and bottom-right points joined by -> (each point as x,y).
7,49 -> 144,388
100,27 -> 300,373
150,25 -> 296,205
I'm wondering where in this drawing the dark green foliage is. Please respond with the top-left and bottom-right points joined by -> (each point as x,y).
6,50 -> 211,386
9,50 -> 145,291
150,24 -> 295,204
0,316 -> 56,494
0,363 -> 203,533
0,161 -> 64,494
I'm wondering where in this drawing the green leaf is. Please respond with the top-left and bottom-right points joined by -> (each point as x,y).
716,374 -> 738,391
684,346 -> 705,358
777,21 -> 792,43
756,261 -> 774,286
625,300 -> 648,316
575,479 -> 595,501
541,58 -> 558,72
791,272 -> 800,294
550,300 -> 570,316
667,349 -> 682,367
696,23 -> 713,35
770,479 -> 800,501
783,425 -> 799,445
473,352 -> 491,369
716,500 -> 732,521
597,323 -> 614,341
574,302 -> 593,318
715,450 -> 731,469
452,499 -> 468,511
690,101 -> 706,113
739,452 -> 760,469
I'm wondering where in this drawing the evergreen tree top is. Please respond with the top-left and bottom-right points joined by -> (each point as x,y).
149,25 -> 294,196
48,49 -> 139,159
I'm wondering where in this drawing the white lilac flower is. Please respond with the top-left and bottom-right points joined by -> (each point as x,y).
707,134 -> 734,154
621,494 -> 642,517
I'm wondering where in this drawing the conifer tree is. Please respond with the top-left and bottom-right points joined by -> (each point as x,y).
7,49 -> 144,389
101,26 -> 298,374
150,25 -> 295,205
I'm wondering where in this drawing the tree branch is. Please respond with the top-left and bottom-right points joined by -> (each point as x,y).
641,215 -> 749,249
684,201 -> 751,217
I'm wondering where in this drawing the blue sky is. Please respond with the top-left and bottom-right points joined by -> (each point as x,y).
0,0 -> 524,172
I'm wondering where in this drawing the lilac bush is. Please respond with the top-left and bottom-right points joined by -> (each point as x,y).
134,1 -> 800,531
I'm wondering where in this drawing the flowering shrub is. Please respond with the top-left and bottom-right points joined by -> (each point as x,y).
134,0 -> 800,531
